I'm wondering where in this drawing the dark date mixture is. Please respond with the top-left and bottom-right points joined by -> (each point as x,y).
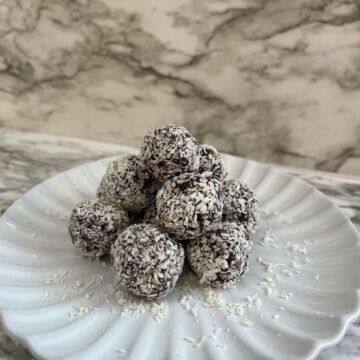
68,125 -> 259,299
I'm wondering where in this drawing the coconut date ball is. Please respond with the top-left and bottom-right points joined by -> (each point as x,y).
141,125 -> 200,181
186,222 -> 251,287
198,144 -> 226,181
222,180 -> 259,233
143,202 -> 157,225
111,224 -> 185,300
156,172 -> 223,240
100,155 -> 159,213
69,199 -> 130,257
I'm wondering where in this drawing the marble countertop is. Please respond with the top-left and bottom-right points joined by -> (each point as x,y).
0,127 -> 359,359
0,0 -> 360,176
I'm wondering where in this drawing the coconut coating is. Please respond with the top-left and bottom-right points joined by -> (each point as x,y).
69,199 -> 130,257
100,155 -> 159,213
111,224 -> 185,300
143,202 -> 157,225
222,180 -> 259,233
141,125 -> 200,181
156,172 -> 223,240
96,176 -> 106,199
96,176 -> 118,208
186,222 -> 251,287
198,144 -> 226,181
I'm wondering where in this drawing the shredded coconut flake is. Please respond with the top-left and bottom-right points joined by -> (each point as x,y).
259,233 -> 275,246
114,290 -> 169,322
195,336 -> 207,348
289,244 -> 307,254
279,291 -> 294,301
73,303 -> 92,317
115,349 -> 127,356
151,302 -> 169,322
290,261 -> 303,269
72,280 -> 83,291
280,269 -> 293,277
183,336 -> 196,344
240,319 -> 253,327
202,288 -> 246,316
257,280 -> 274,297
45,270 -> 69,285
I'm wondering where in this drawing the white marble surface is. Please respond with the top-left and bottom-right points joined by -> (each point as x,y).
0,0 -> 360,175
0,127 -> 359,359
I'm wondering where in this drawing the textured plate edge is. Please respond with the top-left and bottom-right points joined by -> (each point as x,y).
306,298 -> 360,360
0,311 -> 47,360
0,152 -> 359,360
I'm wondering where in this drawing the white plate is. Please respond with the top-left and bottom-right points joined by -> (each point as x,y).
0,152 -> 359,360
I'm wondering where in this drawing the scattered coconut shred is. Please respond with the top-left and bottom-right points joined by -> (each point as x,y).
37,207 -> 319,353
43,269 -> 170,323
201,287 -> 262,316
116,291 -> 170,322
39,242 -> 313,351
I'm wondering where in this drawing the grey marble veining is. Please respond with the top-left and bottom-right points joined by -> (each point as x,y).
0,127 -> 359,359
0,0 -> 360,176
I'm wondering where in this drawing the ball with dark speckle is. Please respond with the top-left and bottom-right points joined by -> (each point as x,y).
186,222 -> 251,287
111,224 -> 185,300
222,180 -> 259,233
198,144 -> 226,181
156,172 -> 223,240
141,125 -> 200,181
99,155 -> 159,213
69,199 -> 130,257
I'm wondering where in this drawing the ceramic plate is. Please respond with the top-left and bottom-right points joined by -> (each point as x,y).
0,150 -> 359,360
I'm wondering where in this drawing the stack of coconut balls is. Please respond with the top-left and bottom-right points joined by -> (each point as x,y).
69,125 -> 259,300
